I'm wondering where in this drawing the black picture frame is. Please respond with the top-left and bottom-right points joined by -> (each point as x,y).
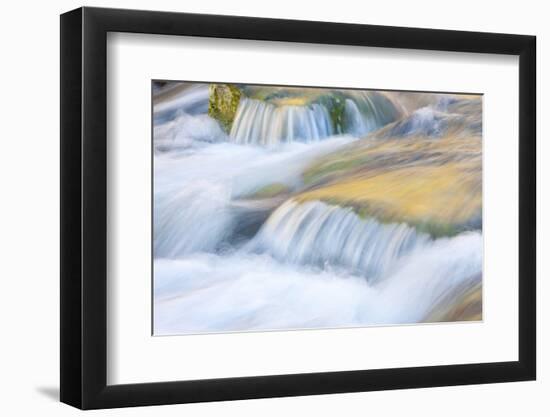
60,6 -> 536,410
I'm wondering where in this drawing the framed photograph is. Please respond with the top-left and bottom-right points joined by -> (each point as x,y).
60,6 -> 536,409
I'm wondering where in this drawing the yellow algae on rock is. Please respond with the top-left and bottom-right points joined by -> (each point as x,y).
298,135 -> 481,237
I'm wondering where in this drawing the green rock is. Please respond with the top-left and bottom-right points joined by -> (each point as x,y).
208,84 -> 242,132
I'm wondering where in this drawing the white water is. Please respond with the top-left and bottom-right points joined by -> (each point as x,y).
229,91 -> 402,145
154,232 -> 481,334
230,98 -> 334,145
248,200 -> 431,282
153,84 -> 482,335
154,136 -> 355,257
343,91 -> 403,135
154,112 -> 228,150
344,99 -> 374,136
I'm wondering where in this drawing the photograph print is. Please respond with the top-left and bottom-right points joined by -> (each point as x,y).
152,81 -> 482,336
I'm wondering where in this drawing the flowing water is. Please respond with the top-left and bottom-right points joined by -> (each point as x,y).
248,200 -> 432,282
230,98 -> 334,145
153,85 -> 482,335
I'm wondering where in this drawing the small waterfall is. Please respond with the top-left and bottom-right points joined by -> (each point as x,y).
344,99 -> 379,136
342,91 -> 403,136
248,200 -> 431,281
153,84 -> 404,148
154,231 -> 481,334
229,91 -> 403,146
230,98 -> 334,145
152,82 -> 483,335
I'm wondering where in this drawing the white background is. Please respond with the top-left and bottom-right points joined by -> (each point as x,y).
0,0 -> 546,416
108,34 -> 518,384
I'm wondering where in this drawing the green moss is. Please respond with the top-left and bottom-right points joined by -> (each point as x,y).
329,96 -> 346,133
313,93 -> 346,134
208,84 -> 242,132
249,183 -> 290,199
413,221 -> 459,238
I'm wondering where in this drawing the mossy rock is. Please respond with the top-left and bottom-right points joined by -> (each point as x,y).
208,84 -> 242,132
314,93 -> 347,134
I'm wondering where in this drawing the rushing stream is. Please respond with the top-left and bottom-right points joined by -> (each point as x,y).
153,83 -> 482,335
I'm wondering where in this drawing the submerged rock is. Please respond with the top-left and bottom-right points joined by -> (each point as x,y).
299,139 -> 481,237
295,95 -> 483,237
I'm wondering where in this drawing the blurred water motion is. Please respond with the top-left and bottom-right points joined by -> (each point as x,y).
152,82 -> 483,335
